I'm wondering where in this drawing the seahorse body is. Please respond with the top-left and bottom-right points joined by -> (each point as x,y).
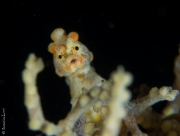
48,28 -> 104,135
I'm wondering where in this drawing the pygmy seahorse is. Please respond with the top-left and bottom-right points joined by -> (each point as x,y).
48,28 -> 105,135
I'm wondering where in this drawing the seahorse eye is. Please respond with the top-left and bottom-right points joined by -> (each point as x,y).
58,55 -> 62,59
75,46 -> 79,50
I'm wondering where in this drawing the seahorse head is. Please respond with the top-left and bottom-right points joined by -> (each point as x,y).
48,28 -> 93,77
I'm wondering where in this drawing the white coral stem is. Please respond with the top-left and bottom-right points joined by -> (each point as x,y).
101,67 -> 132,136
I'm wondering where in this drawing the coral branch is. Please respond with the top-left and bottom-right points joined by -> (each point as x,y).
173,47 -> 180,90
163,47 -> 180,116
101,67 -> 132,136
22,53 -> 58,135
124,86 -> 179,136
133,86 -> 179,114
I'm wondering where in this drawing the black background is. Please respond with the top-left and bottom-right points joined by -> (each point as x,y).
1,1 -> 180,136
